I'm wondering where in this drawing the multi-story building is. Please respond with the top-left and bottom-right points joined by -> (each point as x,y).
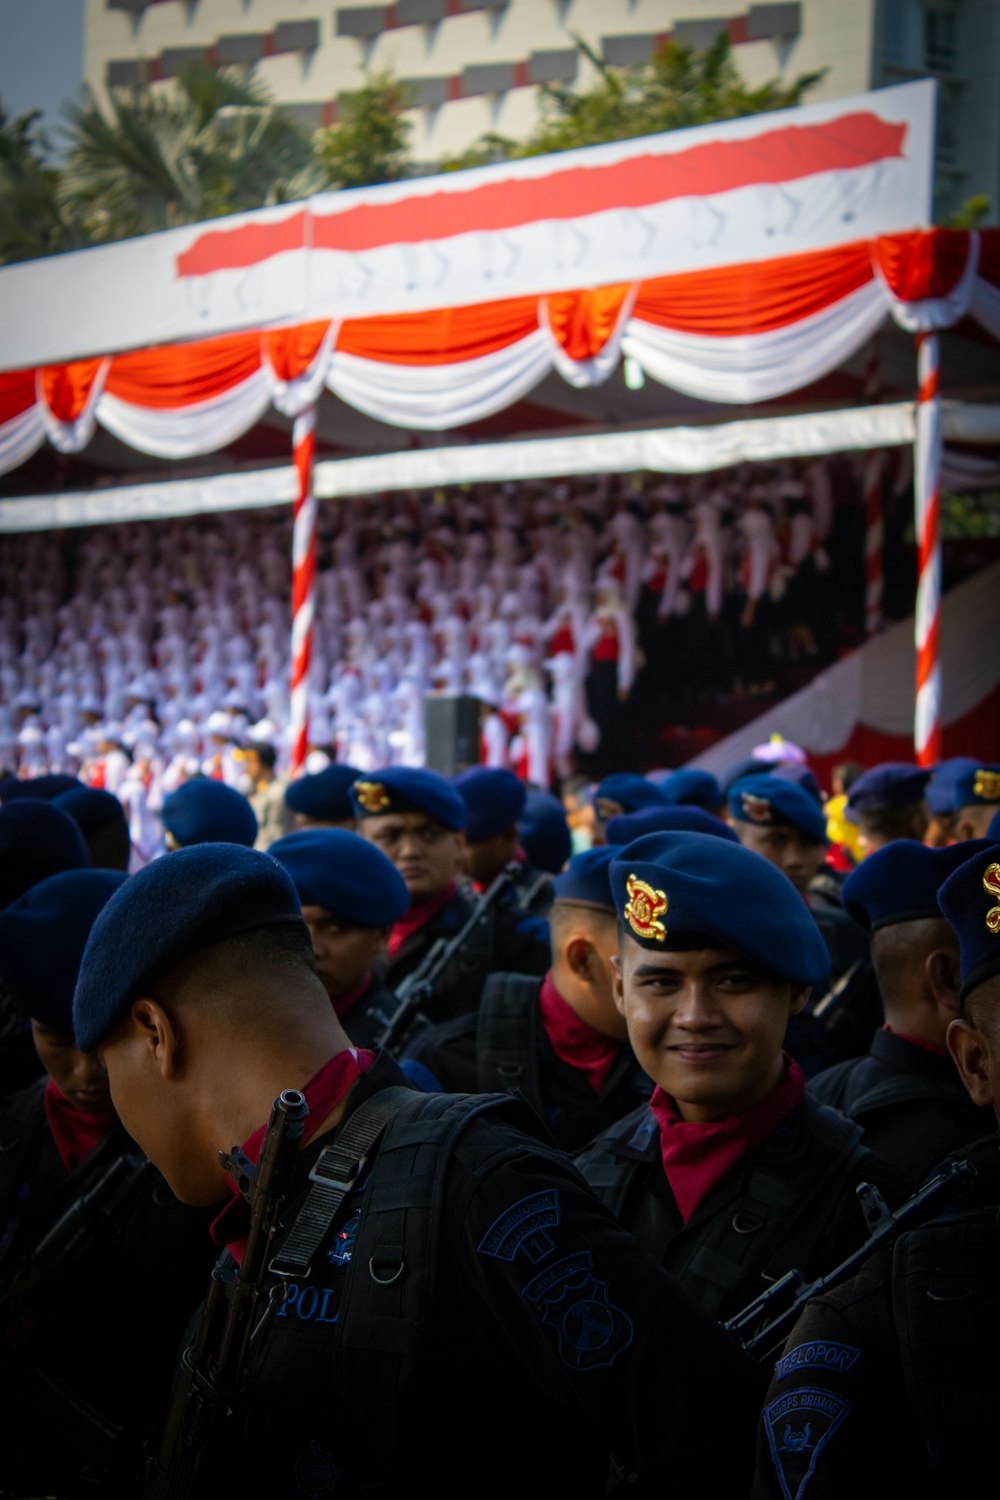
81,1 -> 998,220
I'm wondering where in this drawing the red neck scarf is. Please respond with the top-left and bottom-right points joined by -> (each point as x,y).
387,881 -> 456,960
538,972 -> 620,1095
650,1056 -> 805,1224
332,973 -> 372,1022
44,1080 -> 117,1175
210,1048 -> 376,1259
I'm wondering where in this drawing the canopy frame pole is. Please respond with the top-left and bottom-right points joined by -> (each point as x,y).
914,332 -> 942,765
290,405 -> 317,775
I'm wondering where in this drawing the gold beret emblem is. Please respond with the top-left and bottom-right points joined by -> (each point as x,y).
973,770 -> 1000,802
354,780 -> 391,814
983,862 -> 1000,935
740,791 -> 773,824
624,874 -> 668,942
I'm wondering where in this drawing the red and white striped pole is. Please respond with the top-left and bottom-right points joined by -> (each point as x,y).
914,333 -> 942,767
290,405 -> 317,775
862,340 -> 884,638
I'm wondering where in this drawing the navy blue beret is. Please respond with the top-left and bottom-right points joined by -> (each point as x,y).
0,869 -> 128,1032
268,828 -> 409,927
610,831 -> 830,986
74,842 -> 305,1052
659,769 -> 722,811
727,775 -> 828,844
845,763 -> 930,819
1,773 -> 84,802
952,763 -> 1000,810
0,799 -> 91,910
720,757 -> 770,797
162,779 -> 258,849
843,838 -> 995,932
937,842 -> 1000,1003
552,847 -> 617,910
771,764 -> 823,802
285,764 -> 361,822
54,786 -> 127,835
605,805 -> 740,846
350,767 -> 466,832
594,773 -> 667,820
518,790 -> 571,874
925,758 -> 979,816
453,767 -> 526,842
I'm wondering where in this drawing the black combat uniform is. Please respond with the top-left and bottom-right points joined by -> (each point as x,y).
751,1134 -> 1000,1500
0,1076 -> 217,1498
335,973 -> 402,1051
575,1092 -> 906,1324
400,971 -> 652,1151
174,1051 -> 764,1499
810,1027 -> 994,1186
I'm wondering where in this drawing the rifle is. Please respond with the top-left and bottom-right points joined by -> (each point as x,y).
143,1087 -> 309,1500
0,1150 -> 156,1350
723,1157 -> 977,1364
374,863 -> 520,1052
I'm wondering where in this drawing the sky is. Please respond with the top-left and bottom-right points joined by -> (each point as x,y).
0,0 -> 84,144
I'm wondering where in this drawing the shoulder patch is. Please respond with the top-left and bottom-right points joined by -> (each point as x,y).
775,1341 -> 861,1382
524,1250 -> 635,1371
763,1387 -> 852,1500
477,1189 -> 561,1264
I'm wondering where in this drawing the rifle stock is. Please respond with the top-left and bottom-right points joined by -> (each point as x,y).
143,1087 -> 309,1500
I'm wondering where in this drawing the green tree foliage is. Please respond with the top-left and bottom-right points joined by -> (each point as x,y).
946,194 -> 991,229
0,106 -> 81,264
441,33 -> 826,169
313,72 -> 413,190
57,65 -> 321,244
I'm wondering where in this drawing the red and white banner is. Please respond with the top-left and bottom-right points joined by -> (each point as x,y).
0,81 -> 934,371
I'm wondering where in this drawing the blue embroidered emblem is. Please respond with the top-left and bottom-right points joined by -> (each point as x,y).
524,1251 -> 634,1371
764,1387 -> 852,1500
775,1341 -> 860,1382
293,1441 -> 339,1498
328,1206 -> 361,1265
478,1189 -> 561,1263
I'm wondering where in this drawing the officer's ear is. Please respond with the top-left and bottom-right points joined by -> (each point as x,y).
926,946 -> 961,1016
787,983 -> 810,1018
129,997 -> 180,1082
565,934 -> 595,980
947,1016 -> 994,1109
610,953 -> 626,1017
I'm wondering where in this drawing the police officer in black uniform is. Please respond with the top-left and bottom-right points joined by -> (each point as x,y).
73,842 -> 764,1499
400,848 -> 652,1150
751,838 -> 1000,1499
268,827 -> 409,1049
575,831 -> 905,1324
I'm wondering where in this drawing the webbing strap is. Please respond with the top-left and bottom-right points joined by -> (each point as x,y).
269,1088 -> 409,1278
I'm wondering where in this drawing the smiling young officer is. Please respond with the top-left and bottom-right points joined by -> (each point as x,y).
575,831 -> 904,1323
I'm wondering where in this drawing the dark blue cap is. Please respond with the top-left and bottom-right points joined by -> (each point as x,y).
517,790 -> 571,874
453,767 -> 526,842
727,775 -> 828,844
610,831 -> 830,985
54,786 -> 127,834
925,758 -> 980,816
0,773 -> 84,802
771,764 -> 823,802
594,773 -> 667,820
269,828 -> 409,926
0,799 -> 91,910
952,763 -> 1000,811
843,838 -> 996,932
605,805 -> 740,846
162,779 -> 258,849
74,843 -> 304,1052
0,870 -> 129,1032
720,757 -> 770,797
284,764 -> 361,822
937,842 -> 1000,1003
659,769 -> 722,811
552,847 -> 617,910
350,767 -> 466,831
845,763 -> 931,819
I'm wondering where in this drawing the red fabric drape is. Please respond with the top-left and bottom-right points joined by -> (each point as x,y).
875,229 -> 972,302
40,358 -> 106,422
104,332 -> 262,408
337,296 -> 539,365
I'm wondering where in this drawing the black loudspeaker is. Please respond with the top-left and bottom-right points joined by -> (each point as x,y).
423,695 -> 482,776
